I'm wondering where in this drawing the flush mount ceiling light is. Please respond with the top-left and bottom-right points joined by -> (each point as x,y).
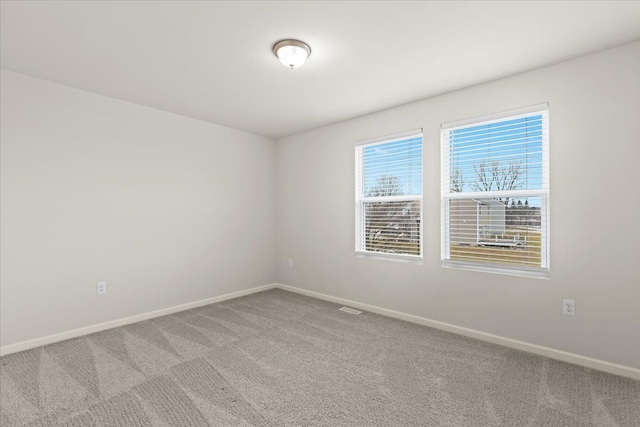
272,39 -> 311,69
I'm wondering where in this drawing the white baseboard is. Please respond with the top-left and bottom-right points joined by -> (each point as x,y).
3,281 -> 638,381
275,283 -> 640,381
0,283 -> 277,357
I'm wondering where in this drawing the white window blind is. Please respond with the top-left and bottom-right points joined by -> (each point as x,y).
441,105 -> 549,276
356,130 -> 423,259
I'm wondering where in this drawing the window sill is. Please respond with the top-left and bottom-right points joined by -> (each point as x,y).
442,260 -> 549,279
356,251 -> 423,264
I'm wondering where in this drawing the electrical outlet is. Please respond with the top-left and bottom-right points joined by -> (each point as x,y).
563,299 -> 575,315
287,259 -> 293,268
97,281 -> 107,295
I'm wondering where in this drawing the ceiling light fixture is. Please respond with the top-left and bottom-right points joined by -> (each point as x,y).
273,39 -> 311,69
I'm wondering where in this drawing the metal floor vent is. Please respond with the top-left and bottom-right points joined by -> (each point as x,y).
339,306 -> 363,315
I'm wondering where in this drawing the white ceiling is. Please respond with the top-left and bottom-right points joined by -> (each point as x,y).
2,1 -> 639,139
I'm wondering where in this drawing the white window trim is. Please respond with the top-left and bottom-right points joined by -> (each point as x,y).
441,105 -> 550,278
441,103 -> 549,130
355,129 -> 423,261
356,251 -> 424,264
442,260 -> 550,279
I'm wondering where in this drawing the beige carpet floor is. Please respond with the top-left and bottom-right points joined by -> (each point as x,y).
1,288 -> 639,426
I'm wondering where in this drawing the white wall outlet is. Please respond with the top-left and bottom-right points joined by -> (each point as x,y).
287,259 -> 293,268
97,281 -> 107,295
563,299 -> 575,315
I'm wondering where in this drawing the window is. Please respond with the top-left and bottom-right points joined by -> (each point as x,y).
356,129 -> 423,260
441,105 -> 549,277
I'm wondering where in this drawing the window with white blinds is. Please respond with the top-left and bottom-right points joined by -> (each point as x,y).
356,130 -> 423,259
441,105 -> 549,276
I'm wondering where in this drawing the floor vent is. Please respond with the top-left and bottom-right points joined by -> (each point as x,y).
339,307 -> 363,315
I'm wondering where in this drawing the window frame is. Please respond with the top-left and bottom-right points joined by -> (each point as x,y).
355,129 -> 424,262
440,104 -> 550,278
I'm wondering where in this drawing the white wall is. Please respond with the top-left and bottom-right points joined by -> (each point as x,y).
3,42 -> 639,369
0,70 -> 277,346
276,42 -> 640,369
